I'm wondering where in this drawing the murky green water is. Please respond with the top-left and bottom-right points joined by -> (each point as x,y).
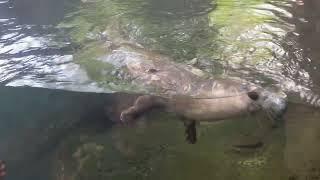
0,86 -> 286,180
1,0 -> 320,180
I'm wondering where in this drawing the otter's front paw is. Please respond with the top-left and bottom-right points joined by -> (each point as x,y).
120,111 -> 135,124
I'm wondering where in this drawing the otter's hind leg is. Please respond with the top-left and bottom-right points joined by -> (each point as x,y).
120,95 -> 163,124
184,120 -> 197,144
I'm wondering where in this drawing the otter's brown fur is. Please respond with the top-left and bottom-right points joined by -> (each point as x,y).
119,91 -> 261,144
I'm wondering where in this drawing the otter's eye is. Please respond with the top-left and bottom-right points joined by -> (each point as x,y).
247,91 -> 259,101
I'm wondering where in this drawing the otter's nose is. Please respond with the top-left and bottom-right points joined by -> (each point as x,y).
265,92 -> 288,120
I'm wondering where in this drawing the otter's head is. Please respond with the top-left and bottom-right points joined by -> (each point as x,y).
247,88 -> 288,120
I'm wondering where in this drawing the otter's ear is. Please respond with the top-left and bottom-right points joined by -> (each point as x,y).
247,91 -> 259,101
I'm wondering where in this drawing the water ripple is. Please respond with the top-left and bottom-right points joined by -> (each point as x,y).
0,0 -> 103,92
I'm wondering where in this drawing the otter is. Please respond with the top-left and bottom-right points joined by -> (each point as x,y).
119,79 -> 288,144
97,37 -> 287,144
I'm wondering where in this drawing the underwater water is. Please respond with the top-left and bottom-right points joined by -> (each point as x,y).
1,0 -> 320,180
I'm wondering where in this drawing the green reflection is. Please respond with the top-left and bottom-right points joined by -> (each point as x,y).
58,0 -> 219,90
208,0 -> 276,66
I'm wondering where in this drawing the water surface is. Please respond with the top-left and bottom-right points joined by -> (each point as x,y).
0,0 -> 102,92
1,0 -> 320,180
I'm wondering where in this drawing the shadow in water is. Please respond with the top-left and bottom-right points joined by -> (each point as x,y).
0,86 -> 126,180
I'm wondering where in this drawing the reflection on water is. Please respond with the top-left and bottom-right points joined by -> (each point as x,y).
145,0 -> 214,16
279,0 -> 320,107
0,0 -> 103,92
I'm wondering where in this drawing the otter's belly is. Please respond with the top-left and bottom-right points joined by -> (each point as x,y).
171,95 -> 257,121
